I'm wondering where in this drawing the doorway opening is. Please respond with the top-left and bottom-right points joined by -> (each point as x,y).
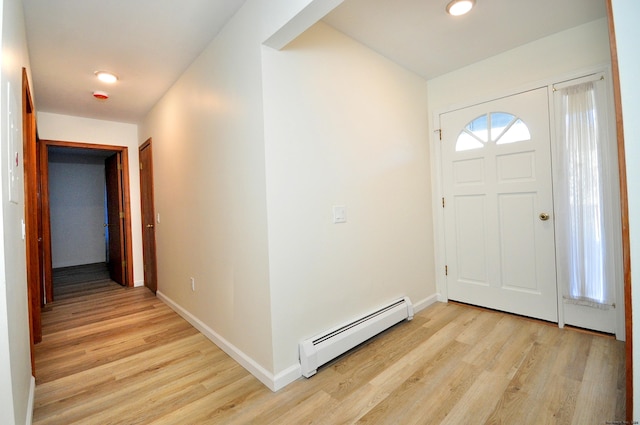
39,140 -> 134,304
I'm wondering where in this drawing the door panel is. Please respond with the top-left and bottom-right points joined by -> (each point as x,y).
441,88 -> 558,322
454,195 -> 488,285
139,139 -> 158,293
105,153 -> 126,285
498,192 -> 537,292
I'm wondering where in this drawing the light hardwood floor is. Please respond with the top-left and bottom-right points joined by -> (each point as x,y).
34,274 -> 626,424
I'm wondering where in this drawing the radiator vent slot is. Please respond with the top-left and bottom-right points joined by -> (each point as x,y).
299,297 -> 413,378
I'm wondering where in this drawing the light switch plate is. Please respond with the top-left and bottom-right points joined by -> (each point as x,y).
332,205 -> 347,224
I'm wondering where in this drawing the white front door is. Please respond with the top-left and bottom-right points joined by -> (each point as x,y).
441,88 -> 558,322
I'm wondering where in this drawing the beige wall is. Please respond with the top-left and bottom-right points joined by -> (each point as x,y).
263,21 -> 434,374
139,0 -> 276,385
37,112 -> 144,286
0,0 -> 33,422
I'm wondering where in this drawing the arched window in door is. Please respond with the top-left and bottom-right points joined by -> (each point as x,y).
455,112 -> 531,152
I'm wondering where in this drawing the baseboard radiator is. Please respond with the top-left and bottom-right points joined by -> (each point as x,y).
299,297 -> 413,378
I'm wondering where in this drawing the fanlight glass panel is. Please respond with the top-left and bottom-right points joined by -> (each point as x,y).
465,115 -> 489,142
455,112 -> 531,152
456,132 -> 485,152
496,118 -> 531,145
489,112 -> 514,141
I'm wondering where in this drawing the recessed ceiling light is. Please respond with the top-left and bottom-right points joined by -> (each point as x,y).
95,71 -> 118,84
446,0 -> 475,16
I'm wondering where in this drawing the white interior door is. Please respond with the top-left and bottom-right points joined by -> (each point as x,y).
441,88 -> 558,322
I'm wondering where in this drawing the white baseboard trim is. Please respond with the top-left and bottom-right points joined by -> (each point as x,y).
413,293 -> 440,313
154,292 -> 441,392
26,375 -> 35,425
272,363 -> 302,391
156,291 -> 300,392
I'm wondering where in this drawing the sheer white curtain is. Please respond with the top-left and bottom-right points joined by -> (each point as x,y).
554,77 -> 618,309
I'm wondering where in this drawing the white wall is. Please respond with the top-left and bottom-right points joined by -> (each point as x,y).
610,0 -> 640,417
0,0 -> 34,422
139,0 -> 276,383
140,0 -> 420,388
139,0 -> 435,389
262,21 -> 434,374
48,154 -> 106,268
37,112 -> 144,286
428,18 -> 611,113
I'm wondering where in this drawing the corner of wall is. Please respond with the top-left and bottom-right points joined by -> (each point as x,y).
157,291 -> 289,392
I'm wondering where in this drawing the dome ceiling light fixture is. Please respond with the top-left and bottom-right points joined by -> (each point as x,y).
446,0 -> 475,16
95,70 -> 118,84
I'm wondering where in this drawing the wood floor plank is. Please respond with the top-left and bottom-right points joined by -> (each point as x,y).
249,368 -> 343,425
33,267 -> 626,424
571,336 -> 623,425
354,340 -> 471,425
64,354 -> 237,425
34,334 -> 215,412
148,375 -> 265,425
367,315 -> 471,390
461,314 -> 522,368
439,370 -> 511,425
406,361 -> 482,425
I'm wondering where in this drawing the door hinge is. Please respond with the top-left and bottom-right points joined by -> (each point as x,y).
122,260 -> 126,267
117,162 -> 122,171
119,211 -> 125,219
438,129 -> 442,140
442,197 -> 445,208
139,162 -> 143,170
445,265 -> 448,276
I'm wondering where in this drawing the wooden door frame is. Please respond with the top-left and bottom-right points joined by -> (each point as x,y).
39,140 -> 135,303
22,68 -> 40,375
606,1 -> 632,420
139,138 -> 158,293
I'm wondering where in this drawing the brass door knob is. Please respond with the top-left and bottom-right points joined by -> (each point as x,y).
539,213 -> 550,221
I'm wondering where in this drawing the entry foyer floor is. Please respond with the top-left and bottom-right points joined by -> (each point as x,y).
33,266 -> 625,424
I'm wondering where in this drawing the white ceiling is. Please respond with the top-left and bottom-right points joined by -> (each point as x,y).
23,0 -> 607,124
323,0 -> 607,80
23,0 -> 246,124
